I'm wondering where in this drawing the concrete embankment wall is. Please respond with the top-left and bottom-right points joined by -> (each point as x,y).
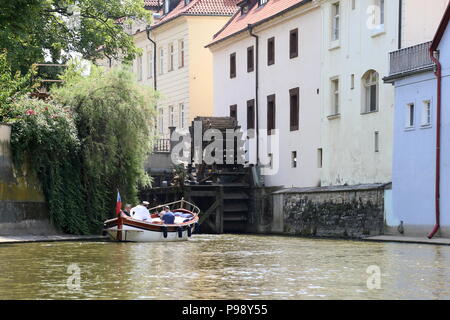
259,184 -> 389,239
0,124 -> 57,235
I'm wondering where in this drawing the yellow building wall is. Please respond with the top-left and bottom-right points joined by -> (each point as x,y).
187,16 -> 232,123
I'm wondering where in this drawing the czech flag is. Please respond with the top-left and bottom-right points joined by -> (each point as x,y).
116,191 -> 122,216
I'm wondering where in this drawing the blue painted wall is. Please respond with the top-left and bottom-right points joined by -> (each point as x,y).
391,25 -> 450,236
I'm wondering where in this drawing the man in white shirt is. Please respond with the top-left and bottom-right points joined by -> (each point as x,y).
131,201 -> 152,222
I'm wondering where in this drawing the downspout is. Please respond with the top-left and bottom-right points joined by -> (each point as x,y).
398,0 -> 402,49
146,26 -> 157,90
428,49 -> 442,239
248,24 -> 260,166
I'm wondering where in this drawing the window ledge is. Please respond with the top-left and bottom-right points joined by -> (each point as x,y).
371,24 -> 385,38
329,40 -> 340,51
404,127 -> 415,131
361,110 -> 379,115
420,124 -> 432,129
327,113 -> 341,120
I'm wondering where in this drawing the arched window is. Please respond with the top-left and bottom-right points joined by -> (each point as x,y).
362,70 -> 379,113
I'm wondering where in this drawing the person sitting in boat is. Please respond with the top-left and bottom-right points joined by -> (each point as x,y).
122,204 -> 132,217
173,211 -> 193,221
131,201 -> 152,222
160,206 -> 175,224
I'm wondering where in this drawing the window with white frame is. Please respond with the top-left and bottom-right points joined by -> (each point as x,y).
259,0 -> 268,6
378,0 -> 385,26
291,151 -> 297,168
147,49 -> 153,78
137,55 -> 143,81
178,39 -> 185,68
159,47 -> 164,75
374,131 -> 380,153
421,100 -> 432,127
169,105 -> 175,127
362,70 -> 379,113
406,103 -> 415,128
158,108 -> 164,134
169,43 -> 174,71
331,2 -> 340,41
179,103 -> 185,128
331,77 -> 340,115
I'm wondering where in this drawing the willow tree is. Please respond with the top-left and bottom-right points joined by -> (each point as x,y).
10,64 -> 157,234
52,65 -> 157,232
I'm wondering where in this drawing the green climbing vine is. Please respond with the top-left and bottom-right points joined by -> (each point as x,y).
8,64 -> 157,234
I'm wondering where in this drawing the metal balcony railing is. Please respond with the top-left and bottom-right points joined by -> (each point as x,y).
388,41 -> 434,77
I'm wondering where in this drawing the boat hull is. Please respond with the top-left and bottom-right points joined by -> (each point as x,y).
104,216 -> 198,242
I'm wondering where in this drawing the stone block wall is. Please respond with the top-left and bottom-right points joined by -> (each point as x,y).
0,124 -> 57,235
270,184 -> 389,239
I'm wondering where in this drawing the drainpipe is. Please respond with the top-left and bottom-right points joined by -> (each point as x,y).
248,24 -> 260,166
428,49 -> 442,239
146,25 -> 157,90
398,0 -> 402,49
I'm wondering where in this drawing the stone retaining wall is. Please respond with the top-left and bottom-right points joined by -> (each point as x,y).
270,184 -> 389,239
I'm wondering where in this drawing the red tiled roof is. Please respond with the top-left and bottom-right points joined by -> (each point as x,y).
150,0 -> 240,29
144,0 -> 161,7
207,0 -> 312,47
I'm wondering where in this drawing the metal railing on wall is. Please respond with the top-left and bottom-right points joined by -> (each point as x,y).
389,41 -> 434,76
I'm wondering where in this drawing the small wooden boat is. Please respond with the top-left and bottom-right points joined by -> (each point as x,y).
104,199 -> 200,242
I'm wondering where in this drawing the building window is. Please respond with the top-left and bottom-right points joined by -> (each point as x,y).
351,0 -> 356,10
331,2 -> 340,41
374,131 -> 380,153
230,104 -> 237,120
378,0 -> 385,25
169,105 -> 175,127
421,101 -> 432,127
289,87 -> 299,131
267,94 -> 276,135
331,78 -> 339,115
259,0 -> 268,6
268,153 -> 273,169
317,148 -> 323,168
147,49 -> 153,78
291,151 -> 297,168
159,47 -> 164,74
178,39 -> 185,68
169,43 -> 174,71
241,4 -> 249,15
247,46 -> 254,72
230,52 -> 236,78
137,55 -> 143,81
351,74 -> 355,89
158,108 -> 164,134
267,37 -> 275,66
362,70 -> 379,113
289,29 -> 298,59
406,103 -> 415,128
247,99 -> 255,130
179,103 -> 185,129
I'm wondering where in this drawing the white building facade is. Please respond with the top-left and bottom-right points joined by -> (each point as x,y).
209,0 -> 322,188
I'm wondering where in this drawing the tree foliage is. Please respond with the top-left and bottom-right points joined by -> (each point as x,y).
0,0 -> 151,76
9,65 -> 157,234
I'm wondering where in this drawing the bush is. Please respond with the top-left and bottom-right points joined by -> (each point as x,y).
9,64 -> 157,234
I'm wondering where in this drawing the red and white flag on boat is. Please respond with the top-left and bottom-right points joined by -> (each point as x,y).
116,191 -> 122,216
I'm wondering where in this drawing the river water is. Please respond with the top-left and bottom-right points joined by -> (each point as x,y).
0,234 -> 449,300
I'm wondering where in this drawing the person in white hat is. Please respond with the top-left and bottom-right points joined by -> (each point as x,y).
130,201 -> 152,221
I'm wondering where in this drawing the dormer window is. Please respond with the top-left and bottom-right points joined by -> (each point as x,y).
241,4 -> 249,15
184,0 -> 191,5
164,0 -> 169,14
259,0 -> 268,6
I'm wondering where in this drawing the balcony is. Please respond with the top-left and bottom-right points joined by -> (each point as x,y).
384,42 -> 435,82
153,139 -> 171,153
